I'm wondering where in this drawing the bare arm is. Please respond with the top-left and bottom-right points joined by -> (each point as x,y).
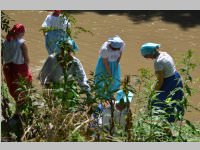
117,52 -> 122,63
41,27 -> 48,36
116,52 -> 122,70
42,28 -> 46,36
103,58 -> 112,75
21,43 -> 30,66
41,16 -> 49,36
155,70 -> 164,90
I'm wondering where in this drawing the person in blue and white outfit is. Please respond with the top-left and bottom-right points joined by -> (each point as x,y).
94,35 -> 125,99
140,42 -> 184,122
42,10 -> 78,55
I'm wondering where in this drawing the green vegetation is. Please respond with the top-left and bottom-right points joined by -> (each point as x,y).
1,49 -> 199,142
1,11 -> 200,142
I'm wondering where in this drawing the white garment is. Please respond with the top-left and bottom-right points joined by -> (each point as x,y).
39,53 -> 63,84
38,54 -> 90,92
100,106 -> 128,130
154,52 -> 176,78
2,39 -> 25,64
42,14 -> 70,31
99,41 -> 125,62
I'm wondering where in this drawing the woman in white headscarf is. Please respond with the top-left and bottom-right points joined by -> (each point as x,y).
94,35 -> 125,99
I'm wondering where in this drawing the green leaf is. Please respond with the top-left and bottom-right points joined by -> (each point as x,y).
185,119 -> 196,132
185,84 -> 191,96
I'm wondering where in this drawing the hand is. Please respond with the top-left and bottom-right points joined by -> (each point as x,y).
25,59 -> 30,67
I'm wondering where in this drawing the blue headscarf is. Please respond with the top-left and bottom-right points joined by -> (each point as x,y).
140,43 -> 160,56
115,89 -> 134,104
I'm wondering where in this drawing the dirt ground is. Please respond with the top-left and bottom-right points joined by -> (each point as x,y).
2,10 -> 200,122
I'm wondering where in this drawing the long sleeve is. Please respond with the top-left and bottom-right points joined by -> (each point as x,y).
66,58 -> 91,92
38,54 -> 63,85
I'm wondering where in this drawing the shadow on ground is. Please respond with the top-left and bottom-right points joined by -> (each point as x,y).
67,10 -> 200,30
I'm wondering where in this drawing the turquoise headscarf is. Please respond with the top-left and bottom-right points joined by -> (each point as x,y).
140,43 -> 160,56
115,89 -> 134,104
56,37 -> 79,52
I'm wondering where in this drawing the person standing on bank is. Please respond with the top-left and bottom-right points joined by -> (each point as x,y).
41,10 -> 73,55
2,24 -> 32,106
2,24 -> 33,141
140,42 -> 184,122
94,35 -> 125,99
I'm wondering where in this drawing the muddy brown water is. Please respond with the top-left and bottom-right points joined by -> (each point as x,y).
2,10 -> 200,122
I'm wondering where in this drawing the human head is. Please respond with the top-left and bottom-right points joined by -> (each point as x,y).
56,38 -> 79,63
52,10 -> 62,16
108,35 -> 124,51
115,90 -> 134,111
56,37 -> 79,53
6,24 -> 25,41
140,42 -> 160,59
